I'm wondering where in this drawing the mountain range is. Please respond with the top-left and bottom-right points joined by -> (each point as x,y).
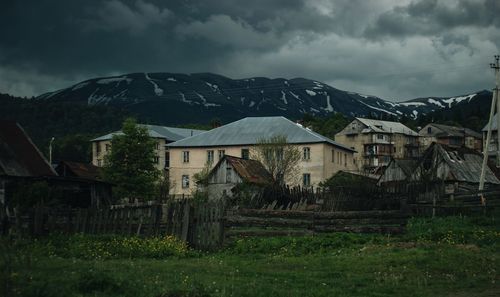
36,72 -> 492,125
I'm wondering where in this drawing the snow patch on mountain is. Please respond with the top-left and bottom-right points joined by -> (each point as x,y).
324,94 -> 334,112
442,94 -> 477,107
305,90 -> 317,96
397,102 -> 427,107
359,100 -> 398,116
97,76 -> 132,85
281,91 -> 288,104
427,98 -> 444,108
145,73 -> 164,96
289,91 -> 302,102
167,77 -> 177,82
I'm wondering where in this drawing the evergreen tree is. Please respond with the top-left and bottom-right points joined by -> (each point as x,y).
102,118 -> 160,201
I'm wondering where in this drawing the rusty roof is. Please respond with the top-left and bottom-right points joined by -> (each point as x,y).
208,155 -> 274,185
55,161 -> 102,181
0,121 -> 57,177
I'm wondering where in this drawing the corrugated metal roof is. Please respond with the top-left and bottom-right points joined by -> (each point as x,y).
356,118 -> 419,136
91,125 -> 205,142
0,121 -> 57,177
425,143 -> 499,184
393,159 -> 418,176
167,116 -> 355,151
482,114 -> 498,132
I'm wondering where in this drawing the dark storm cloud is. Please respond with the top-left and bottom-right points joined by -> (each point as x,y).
365,0 -> 500,39
0,0 -> 498,99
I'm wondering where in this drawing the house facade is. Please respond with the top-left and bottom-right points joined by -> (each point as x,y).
482,114 -> 499,160
167,117 -> 356,195
91,125 -> 205,171
335,118 -> 420,171
419,123 -> 482,151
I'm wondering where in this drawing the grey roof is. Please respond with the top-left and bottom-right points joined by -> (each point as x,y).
91,125 -> 206,142
356,118 -> 419,136
167,116 -> 355,151
482,114 -> 498,132
421,123 -> 482,139
418,143 -> 499,184
393,159 -> 418,176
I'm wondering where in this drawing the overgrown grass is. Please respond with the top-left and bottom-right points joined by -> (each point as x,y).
1,216 -> 499,297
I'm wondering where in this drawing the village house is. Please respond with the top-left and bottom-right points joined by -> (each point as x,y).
167,116 -> 356,195
203,155 -> 273,200
377,158 -> 418,192
91,125 -> 205,170
410,143 -> 500,195
335,118 -> 420,171
419,123 -> 482,151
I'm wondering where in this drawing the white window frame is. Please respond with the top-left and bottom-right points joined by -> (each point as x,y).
303,173 -> 311,187
182,175 -> 190,188
303,147 -> 311,160
207,150 -> 214,163
182,151 -> 190,163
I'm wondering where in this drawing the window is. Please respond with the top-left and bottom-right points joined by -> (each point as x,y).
303,173 -> 311,187
207,150 -> 214,163
427,127 -> 432,134
154,156 -> 159,164
155,142 -> 160,150
331,150 -> 335,163
344,153 -> 347,167
393,146 -> 396,153
226,166 -> 233,183
182,175 -> 190,188
105,144 -> 111,152
182,151 -> 190,163
165,151 -> 170,168
241,148 -> 249,160
96,143 -> 101,155
218,150 -> 225,160
377,134 -> 384,140
303,147 -> 311,160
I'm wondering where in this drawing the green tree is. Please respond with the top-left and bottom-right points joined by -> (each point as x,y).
251,135 -> 301,185
102,118 -> 160,202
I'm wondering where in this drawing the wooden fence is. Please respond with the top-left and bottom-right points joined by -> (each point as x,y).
18,199 -> 225,250
224,208 -> 409,239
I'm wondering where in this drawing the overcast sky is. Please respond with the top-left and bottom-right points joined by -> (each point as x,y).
1,0 -> 499,100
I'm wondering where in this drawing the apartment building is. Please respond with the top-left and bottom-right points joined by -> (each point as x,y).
167,116 -> 356,195
335,118 -> 420,170
91,125 -> 205,170
419,123 -> 482,151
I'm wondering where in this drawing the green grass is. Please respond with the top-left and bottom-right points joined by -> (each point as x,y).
1,216 -> 499,297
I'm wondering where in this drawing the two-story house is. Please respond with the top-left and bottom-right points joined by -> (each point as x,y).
91,125 -> 205,171
335,118 -> 420,170
166,116 -> 356,195
419,123 -> 482,151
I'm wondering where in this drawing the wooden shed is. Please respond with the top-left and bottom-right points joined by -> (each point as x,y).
410,142 -> 500,195
204,155 -> 273,200
378,158 -> 417,191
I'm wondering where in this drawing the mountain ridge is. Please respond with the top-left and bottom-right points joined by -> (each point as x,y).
36,72 -> 491,125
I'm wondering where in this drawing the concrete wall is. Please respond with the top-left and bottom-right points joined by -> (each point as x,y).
168,143 -> 355,195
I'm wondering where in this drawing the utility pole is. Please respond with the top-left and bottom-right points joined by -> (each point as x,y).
479,55 -> 500,203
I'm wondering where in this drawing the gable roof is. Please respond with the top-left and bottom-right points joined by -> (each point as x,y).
55,161 -> 102,181
167,116 -> 355,151
482,114 -> 498,132
91,125 -> 206,142
356,118 -> 419,136
0,121 -> 57,177
422,123 -> 481,139
415,143 -> 499,184
392,159 -> 418,177
208,155 -> 273,185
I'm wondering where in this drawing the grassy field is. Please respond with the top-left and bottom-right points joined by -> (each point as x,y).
1,216 -> 499,297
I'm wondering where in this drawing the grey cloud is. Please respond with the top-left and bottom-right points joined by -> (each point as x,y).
365,0 -> 500,39
82,0 -> 172,34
